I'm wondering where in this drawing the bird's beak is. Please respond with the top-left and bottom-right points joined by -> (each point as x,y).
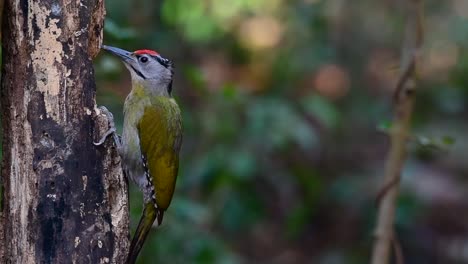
102,45 -> 134,62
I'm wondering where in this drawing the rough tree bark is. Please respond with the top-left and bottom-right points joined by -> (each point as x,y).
0,0 -> 129,263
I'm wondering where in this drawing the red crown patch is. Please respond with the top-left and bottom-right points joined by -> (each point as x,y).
134,49 -> 159,56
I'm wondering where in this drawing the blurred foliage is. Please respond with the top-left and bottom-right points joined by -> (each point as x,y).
95,0 -> 468,263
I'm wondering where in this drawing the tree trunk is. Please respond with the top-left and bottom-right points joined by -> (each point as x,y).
0,0 -> 129,263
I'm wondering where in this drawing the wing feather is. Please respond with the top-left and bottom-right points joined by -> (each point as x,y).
137,98 -> 182,210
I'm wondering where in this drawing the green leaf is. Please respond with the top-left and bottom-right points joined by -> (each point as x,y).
377,120 -> 393,133
441,135 -> 455,146
301,95 -> 340,130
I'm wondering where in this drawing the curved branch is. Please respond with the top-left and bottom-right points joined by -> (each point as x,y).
370,1 -> 424,264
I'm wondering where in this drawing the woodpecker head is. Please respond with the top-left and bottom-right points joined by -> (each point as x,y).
102,45 -> 174,96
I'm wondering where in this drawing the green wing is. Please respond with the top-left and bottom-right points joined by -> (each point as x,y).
137,98 -> 182,210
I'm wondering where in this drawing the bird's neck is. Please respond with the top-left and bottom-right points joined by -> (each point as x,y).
131,81 -> 171,98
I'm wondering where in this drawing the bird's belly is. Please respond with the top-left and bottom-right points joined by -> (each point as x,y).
121,126 -> 147,191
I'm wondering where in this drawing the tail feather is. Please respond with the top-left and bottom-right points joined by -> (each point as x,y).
127,203 -> 163,264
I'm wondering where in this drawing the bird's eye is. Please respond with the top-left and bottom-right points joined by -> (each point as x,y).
139,56 -> 149,63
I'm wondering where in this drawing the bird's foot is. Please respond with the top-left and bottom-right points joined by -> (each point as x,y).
94,106 -> 122,152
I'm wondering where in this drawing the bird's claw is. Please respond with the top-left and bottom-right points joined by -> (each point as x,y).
94,106 -> 122,151
94,126 -> 116,146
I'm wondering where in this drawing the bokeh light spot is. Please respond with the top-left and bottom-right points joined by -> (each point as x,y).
314,64 -> 350,100
238,16 -> 284,50
424,40 -> 459,79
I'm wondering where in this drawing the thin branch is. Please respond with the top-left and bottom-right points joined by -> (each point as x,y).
370,1 -> 424,264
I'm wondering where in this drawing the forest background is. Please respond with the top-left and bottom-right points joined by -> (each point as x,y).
94,1 -> 468,263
